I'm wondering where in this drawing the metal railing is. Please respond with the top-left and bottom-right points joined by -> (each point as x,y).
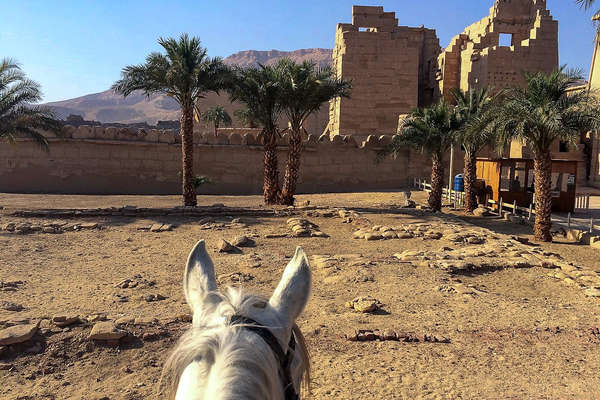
413,177 -> 598,233
575,193 -> 591,211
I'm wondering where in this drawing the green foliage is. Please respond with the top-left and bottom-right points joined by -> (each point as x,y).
482,68 -> 600,155
575,0 -> 600,33
112,34 -> 230,111
193,175 -> 213,188
0,58 -> 62,150
226,64 -> 284,140
201,105 -> 232,131
276,58 -> 352,130
234,108 -> 259,128
452,87 -> 498,155
384,100 -> 458,160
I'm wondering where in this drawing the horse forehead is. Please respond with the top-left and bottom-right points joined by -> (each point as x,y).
176,361 -> 204,400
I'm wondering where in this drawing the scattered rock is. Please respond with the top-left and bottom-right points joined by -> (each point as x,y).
144,294 -> 166,302
51,315 -> 80,327
1,301 -> 24,312
115,316 -> 135,325
233,235 -> 255,247
149,224 -> 174,233
264,233 -> 288,239
473,206 -> 491,217
0,323 -> 38,345
364,232 -> 383,241
218,272 -> 254,285
286,218 -> 326,238
345,296 -> 381,313
134,317 -> 158,326
345,329 -> 450,343
218,239 -> 236,253
585,288 -> 600,298
88,322 -> 127,341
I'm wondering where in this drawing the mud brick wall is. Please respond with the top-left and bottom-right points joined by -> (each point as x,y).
0,126 -> 463,195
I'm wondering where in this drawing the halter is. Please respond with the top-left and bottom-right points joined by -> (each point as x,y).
229,315 -> 299,400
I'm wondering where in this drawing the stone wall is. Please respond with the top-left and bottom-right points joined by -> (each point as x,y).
0,126 -> 463,195
325,6 -> 440,139
438,0 -> 558,101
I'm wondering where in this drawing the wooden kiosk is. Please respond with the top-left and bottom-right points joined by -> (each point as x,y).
475,158 -> 578,213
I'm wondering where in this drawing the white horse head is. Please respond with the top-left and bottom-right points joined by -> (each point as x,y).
162,240 -> 312,399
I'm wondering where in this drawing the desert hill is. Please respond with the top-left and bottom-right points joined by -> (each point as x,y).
45,48 -> 333,134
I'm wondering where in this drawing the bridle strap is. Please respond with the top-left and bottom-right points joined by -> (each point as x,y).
229,315 -> 299,400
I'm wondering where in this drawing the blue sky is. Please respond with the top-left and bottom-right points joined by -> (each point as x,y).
1,0 -> 598,102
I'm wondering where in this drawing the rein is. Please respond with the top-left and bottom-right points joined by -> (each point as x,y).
229,315 -> 299,400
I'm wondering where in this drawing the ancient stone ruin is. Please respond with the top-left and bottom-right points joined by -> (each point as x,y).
325,6 -> 440,139
326,0 -> 559,139
437,0 -> 558,101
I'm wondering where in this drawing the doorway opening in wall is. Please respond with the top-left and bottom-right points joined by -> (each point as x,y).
499,33 -> 513,47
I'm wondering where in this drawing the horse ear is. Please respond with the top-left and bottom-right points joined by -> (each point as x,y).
269,247 -> 311,326
184,240 -> 218,313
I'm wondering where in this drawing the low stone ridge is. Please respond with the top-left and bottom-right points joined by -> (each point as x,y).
0,221 -> 101,234
286,217 -> 328,238
345,329 -> 450,344
11,206 -> 279,219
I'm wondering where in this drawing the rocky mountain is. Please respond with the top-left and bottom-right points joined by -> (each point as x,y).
223,48 -> 332,68
45,48 -> 333,133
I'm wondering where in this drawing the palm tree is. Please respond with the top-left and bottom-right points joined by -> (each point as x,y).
112,34 -> 230,207
386,101 -> 458,211
483,69 -> 600,242
277,59 -> 352,205
0,58 -> 61,149
576,0 -> 600,32
453,88 -> 496,212
234,108 -> 259,128
227,64 -> 284,205
201,105 -> 232,136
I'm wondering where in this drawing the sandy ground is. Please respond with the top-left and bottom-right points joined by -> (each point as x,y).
1,191 -> 600,400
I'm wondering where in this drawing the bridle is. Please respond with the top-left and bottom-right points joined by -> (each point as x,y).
229,315 -> 299,400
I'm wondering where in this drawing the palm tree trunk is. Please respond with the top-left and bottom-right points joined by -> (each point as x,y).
429,153 -> 444,211
181,106 -> 197,207
280,126 -> 303,206
263,128 -> 280,205
533,150 -> 553,242
464,150 -> 478,212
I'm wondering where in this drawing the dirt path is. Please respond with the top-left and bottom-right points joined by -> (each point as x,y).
1,192 -> 600,400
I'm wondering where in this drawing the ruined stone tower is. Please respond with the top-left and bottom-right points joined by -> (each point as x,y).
437,0 -> 558,101
325,6 -> 441,139
326,1 -> 559,140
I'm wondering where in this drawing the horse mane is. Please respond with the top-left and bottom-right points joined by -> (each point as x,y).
160,287 -> 310,399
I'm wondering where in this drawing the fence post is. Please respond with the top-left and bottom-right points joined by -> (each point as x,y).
591,217 -> 594,234
499,197 -> 503,216
528,203 -> 533,221
513,200 -> 517,215
587,194 -> 591,210
568,212 -> 571,230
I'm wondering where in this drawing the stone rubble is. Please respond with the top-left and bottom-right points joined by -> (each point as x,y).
345,329 -> 450,344
345,296 -> 382,313
286,218 -> 328,238
1,221 -> 102,235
